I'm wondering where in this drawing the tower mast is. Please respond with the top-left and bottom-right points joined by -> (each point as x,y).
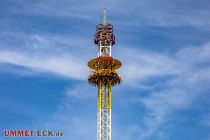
88,10 -> 122,140
103,8 -> 107,25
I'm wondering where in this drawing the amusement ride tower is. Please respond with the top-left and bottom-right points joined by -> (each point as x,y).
88,9 -> 122,140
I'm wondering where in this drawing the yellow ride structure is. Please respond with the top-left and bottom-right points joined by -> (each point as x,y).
87,9 -> 122,140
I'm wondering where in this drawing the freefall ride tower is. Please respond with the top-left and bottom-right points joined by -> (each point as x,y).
88,9 -> 122,140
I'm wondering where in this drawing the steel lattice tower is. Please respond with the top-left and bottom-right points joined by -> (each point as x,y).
88,9 -> 122,140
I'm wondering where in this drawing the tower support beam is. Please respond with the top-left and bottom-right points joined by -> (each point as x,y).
97,80 -> 111,140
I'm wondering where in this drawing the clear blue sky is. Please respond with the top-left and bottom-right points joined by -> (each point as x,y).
0,0 -> 210,140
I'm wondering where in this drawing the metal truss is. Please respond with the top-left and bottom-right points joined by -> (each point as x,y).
97,80 -> 112,140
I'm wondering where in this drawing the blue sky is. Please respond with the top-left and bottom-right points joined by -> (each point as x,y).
0,0 -> 210,140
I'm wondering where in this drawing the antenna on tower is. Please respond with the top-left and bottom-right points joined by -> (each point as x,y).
103,8 -> 107,25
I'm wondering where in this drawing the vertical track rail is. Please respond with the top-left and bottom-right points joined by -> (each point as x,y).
98,80 -> 112,140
